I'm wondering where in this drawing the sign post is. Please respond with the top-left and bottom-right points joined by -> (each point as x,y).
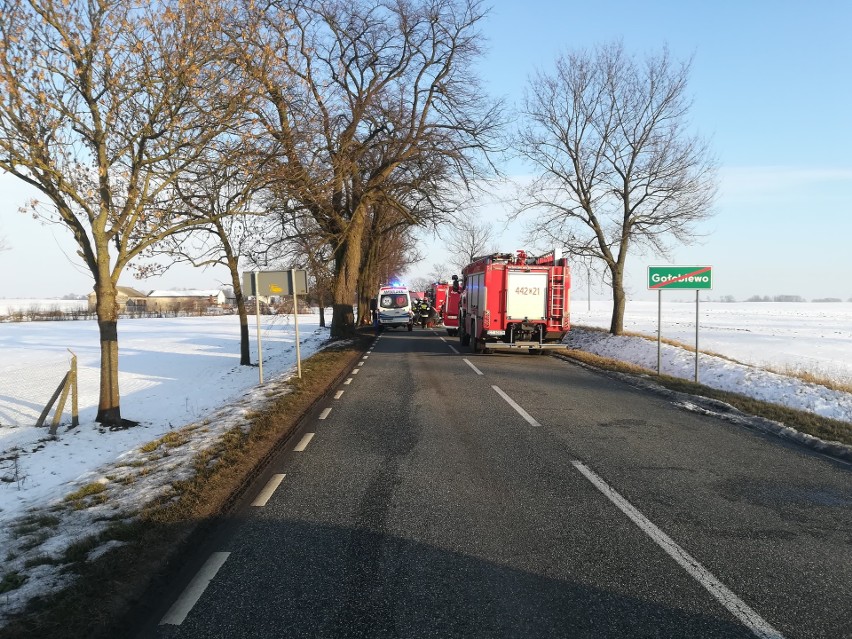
254,272 -> 263,383
648,266 -> 713,383
289,270 -> 305,378
243,269 -> 309,382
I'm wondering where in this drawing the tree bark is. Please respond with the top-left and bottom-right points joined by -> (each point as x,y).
609,265 -> 626,335
224,255 -> 252,366
357,239 -> 380,326
94,276 -> 122,425
330,207 -> 367,338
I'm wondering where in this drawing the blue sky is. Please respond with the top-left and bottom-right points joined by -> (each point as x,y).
412,0 -> 852,301
2,0 -> 851,300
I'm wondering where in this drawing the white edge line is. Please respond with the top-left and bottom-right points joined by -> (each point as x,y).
334,390 -> 344,399
440,337 -> 447,342
294,432 -> 315,451
358,361 -> 364,366
160,552 -> 231,625
491,385 -> 541,427
448,345 -> 459,354
319,407 -> 332,420
251,473 -> 286,507
351,368 -> 360,374
463,358 -> 483,375
344,378 -> 353,385
571,460 -> 785,639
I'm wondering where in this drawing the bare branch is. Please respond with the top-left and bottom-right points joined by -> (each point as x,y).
513,41 -> 718,333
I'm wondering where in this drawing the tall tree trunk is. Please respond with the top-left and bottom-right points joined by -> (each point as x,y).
330,208 -> 367,338
356,240 -> 380,326
216,221 -> 252,365
94,275 -> 122,426
228,257 -> 251,366
609,264 -> 626,335
232,274 -> 252,366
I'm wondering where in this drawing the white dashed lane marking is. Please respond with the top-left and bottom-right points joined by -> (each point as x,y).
251,474 -> 286,507
463,358 -> 483,375
294,433 -> 315,451
160,552 -> 231,626
491,385 -> 541,427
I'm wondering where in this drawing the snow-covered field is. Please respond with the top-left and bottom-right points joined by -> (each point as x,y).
1,311 -> 327,516
1,299 -> 851,624
571,300 -> 852,384
0,298 -> 88,316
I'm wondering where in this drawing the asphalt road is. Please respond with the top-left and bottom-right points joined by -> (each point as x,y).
146,328 -> 852,639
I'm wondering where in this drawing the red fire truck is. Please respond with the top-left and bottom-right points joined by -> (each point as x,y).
429,282 -> 450,326
442,280 -> 461,336
457,250 -> 570,353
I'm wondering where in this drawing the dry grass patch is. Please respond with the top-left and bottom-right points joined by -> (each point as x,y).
764,364 -> 852,395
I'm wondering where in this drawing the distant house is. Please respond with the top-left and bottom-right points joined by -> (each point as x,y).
87,286 -> 148,313
146,289 -> 226,313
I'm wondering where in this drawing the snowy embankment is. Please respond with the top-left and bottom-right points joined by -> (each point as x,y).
564,329 -> 852,423
0,310 -> 331,623
567,300 -> 852,423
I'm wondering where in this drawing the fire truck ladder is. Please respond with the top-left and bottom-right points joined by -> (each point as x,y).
548,269 -> 565,320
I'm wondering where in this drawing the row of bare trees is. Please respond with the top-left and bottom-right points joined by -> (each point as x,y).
1,0 -> 716,426
0,0 -> 502,425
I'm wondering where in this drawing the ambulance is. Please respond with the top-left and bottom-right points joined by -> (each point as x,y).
374,285 -> 414,331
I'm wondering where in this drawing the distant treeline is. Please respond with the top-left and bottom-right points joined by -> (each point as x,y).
712,295 -> 850,303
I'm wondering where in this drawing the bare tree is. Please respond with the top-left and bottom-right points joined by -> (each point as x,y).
227,0 -> 502,338
139,142 -> 272,366
0,0 -> 242,425
355,203 -> 426,324
442,214 -> 497,274
248,201 -> 337,327
514,42 -> 717,334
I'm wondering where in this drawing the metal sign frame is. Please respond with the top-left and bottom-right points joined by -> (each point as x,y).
647,265 -> 713,383
242,269 -> 309,383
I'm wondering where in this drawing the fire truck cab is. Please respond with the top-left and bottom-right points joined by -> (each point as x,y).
429,282 -> 450,328
458,250 -> 570,353
441,276 -> 462,337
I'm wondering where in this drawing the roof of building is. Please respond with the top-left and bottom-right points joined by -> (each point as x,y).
88,286 -> 148,299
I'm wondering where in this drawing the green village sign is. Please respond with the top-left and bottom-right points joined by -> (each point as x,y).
647,265 -> 713,382
648,265 -> 713,290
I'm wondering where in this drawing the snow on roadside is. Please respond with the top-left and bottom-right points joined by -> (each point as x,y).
563,327 -> 852,424
0,313 -> 332,625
